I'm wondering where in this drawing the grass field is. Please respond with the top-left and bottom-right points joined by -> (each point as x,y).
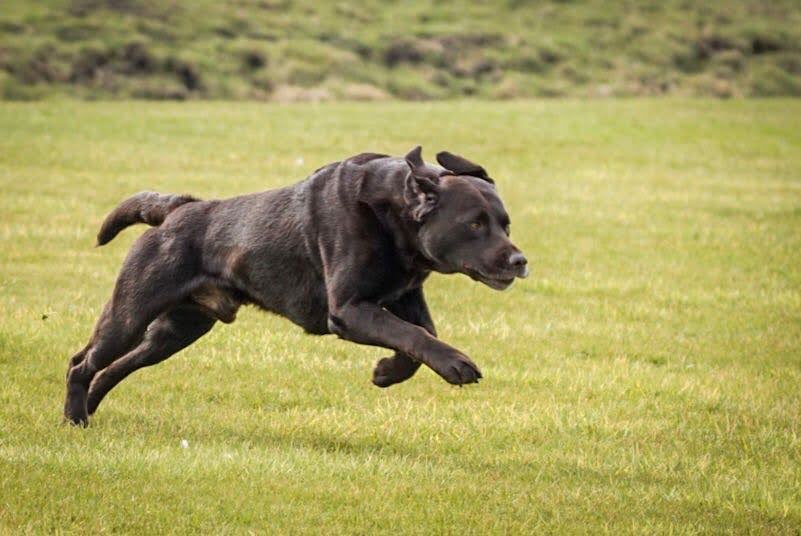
1,100 -> 800,533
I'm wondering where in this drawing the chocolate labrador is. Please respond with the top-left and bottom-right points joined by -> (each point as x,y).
63,146 -> 528,426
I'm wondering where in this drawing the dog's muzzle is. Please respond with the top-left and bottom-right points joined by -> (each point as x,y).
509,252 -> 529,279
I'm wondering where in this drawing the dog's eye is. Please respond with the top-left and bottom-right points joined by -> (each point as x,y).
470,221 -> 482,231
504,224 -> 511,236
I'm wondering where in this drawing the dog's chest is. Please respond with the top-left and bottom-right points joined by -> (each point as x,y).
377,271 -> 427,305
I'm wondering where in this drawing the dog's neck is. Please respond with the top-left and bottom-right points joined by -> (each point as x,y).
357,167 -> 435,274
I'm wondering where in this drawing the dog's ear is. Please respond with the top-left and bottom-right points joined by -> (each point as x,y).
405,145 -> 425,171
436,151 -> 494,185
404,146 -> 439,221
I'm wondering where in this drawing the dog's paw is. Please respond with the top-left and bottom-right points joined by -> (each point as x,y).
372,354 -> 420,388
434,352 -> 483,386
63,386 -> 89,427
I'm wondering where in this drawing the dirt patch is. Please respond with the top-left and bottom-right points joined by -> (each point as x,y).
271,84 -> 331,102
69,47 -> 110,83
242,50 -> 267,70
383,39 -> 425,67
751,36 -> 783,55
695,35 -> 738,60
120,42 -> 157,74
341,83 -> 389,101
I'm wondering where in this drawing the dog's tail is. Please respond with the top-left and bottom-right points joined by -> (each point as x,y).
96,191 -> 200,246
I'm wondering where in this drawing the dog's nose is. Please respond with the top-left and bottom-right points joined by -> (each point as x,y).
509,252 -> 527,267
509,252 -> 529,278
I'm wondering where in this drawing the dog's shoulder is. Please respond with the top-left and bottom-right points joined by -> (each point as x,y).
346,152 -> 390,166
306,153 -> 389,179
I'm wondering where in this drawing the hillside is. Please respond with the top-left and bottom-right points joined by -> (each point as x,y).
2,0 -> 801,100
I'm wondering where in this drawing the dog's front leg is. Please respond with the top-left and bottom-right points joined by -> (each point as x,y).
372,287 -> 435,387
328,300 -> 481,386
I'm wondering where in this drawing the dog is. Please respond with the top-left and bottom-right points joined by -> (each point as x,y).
63,146 -> 528,426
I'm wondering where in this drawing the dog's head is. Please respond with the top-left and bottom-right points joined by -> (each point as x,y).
404,146 -> 528,290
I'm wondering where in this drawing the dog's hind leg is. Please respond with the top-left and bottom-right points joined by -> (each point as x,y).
64,229 -> 198,426
372,287 -> 434,388
86,305 -> 216,415
66,344 -> 91,377
64,303 -> 148,426
65,303 -> 112,377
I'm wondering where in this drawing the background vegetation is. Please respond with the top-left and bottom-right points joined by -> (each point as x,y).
1,100 -> 800,532
2,0 -> 801,100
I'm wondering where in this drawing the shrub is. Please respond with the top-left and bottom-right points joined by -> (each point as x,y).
164,56 -> 202,91
383,39 -> 425,68
750,63 -> 801,96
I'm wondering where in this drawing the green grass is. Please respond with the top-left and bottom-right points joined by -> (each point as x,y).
1,99 -> 801,533
2,0 -> 801,100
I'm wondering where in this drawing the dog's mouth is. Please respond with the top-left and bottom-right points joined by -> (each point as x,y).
479,275 -> 515,290
463,266 -> 517,290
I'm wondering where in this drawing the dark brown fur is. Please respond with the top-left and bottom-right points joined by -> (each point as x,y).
64,147 -> 528,426
96,191 -> 199,246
